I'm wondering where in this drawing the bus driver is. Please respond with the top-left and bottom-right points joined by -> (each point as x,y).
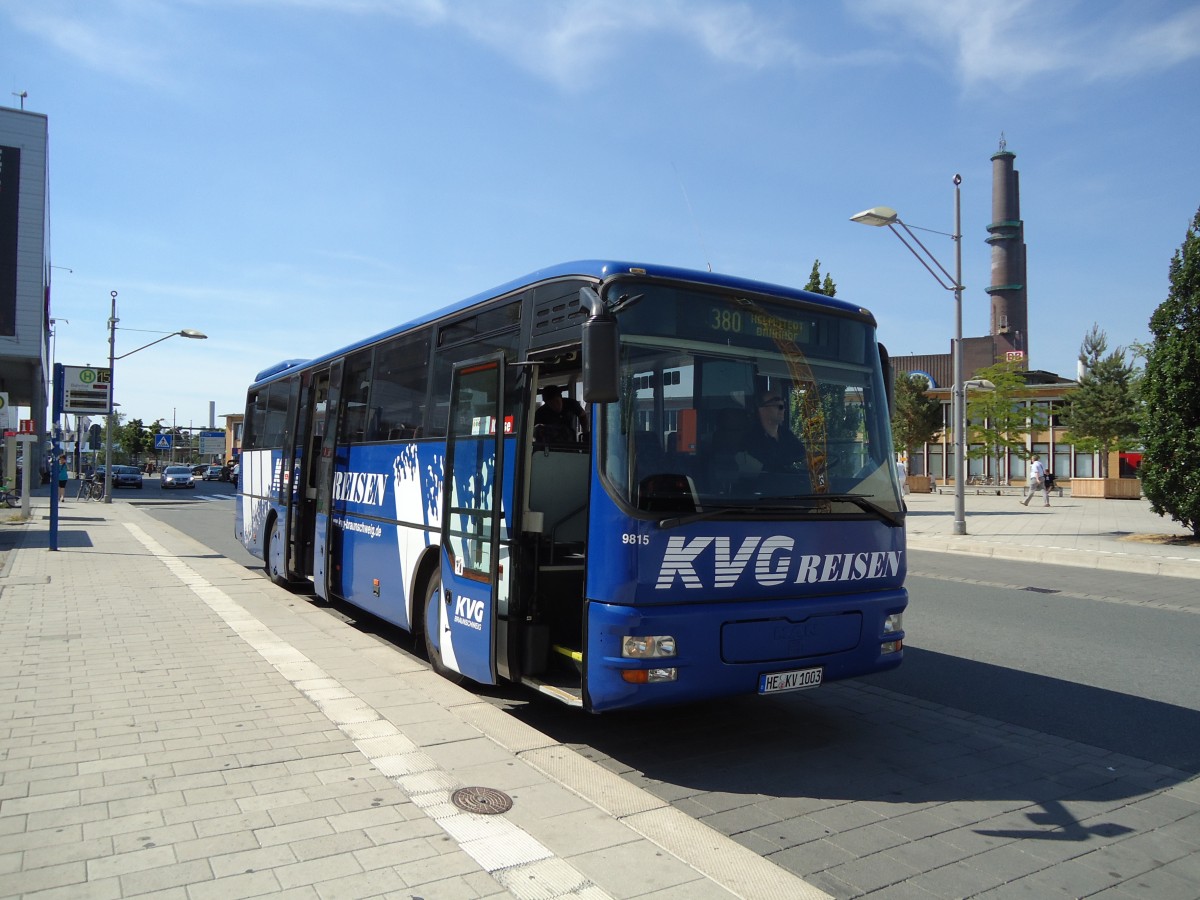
534,384 -> 590,444
743,391 -> 806,473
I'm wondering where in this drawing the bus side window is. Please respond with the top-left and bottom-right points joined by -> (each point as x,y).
370,330 -> 431,441
338,350 -> 372,444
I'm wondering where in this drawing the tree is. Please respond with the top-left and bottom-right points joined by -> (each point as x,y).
891,372 -> 942,461
1140,207 -> 1200,536
1062,325 -> 1140,479
116,418 -> 149,463
965,360 -> 1047,482
96,413 -> 124,461
805,260 -> 836,297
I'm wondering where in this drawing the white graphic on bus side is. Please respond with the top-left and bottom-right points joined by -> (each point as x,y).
391,444 -> 444,641
655,535 -> 902,589
331,471 -> 387,505
453,595 -> 485,631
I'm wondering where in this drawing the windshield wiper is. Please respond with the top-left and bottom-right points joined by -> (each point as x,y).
658,494 -> 903,529
762,493 -> 905,528
609,292 -> 644,315
658,504 -> 760,529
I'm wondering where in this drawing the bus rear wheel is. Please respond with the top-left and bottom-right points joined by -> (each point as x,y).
422,573 -> 464,684
264,516 -> 289,587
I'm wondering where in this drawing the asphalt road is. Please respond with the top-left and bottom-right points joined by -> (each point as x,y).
149,496 -> 1200,770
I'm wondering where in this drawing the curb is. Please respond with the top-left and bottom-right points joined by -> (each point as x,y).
906,534 -> 1200,580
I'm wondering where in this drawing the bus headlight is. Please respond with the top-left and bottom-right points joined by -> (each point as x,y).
622,635 -> 677,659
883,613 -> 903,635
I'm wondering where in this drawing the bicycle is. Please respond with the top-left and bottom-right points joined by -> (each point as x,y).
76,476 -> 105,501
0,482 -> 20,508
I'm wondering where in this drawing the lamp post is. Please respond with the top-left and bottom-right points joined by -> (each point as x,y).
852,174 -> 968,534
103,290 -> 208,503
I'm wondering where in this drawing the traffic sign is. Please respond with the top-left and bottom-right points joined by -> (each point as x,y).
154,434 -> 173,450
199,431 -> 225,456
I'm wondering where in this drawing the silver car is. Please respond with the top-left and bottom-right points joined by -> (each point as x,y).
160,465 -> 196,489
111,465 -> 144,489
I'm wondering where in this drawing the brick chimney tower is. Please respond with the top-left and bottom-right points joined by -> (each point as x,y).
985,136 -> 1028,365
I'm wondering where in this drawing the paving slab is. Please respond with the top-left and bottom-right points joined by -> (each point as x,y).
0,498 -> 825,899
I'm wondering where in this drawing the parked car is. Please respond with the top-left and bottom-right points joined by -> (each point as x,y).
191,464 -> 208,476
204,465 -> 223,481
161,465 -> 196,489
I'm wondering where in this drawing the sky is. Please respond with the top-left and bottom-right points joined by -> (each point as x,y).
2,0 -> 1199,434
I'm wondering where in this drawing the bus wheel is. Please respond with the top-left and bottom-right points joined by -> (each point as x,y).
264,517 -> 288,587
422,573 -> 464,684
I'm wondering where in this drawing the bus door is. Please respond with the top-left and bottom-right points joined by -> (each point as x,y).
437,355 -> 505,685
267,375 -> 302,582
311,360 -> 344,600
286,370 -> 321,580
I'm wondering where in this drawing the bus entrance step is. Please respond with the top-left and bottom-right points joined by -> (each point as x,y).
520,676 -> 583,707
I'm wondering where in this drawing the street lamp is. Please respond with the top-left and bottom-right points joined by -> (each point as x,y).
103,290 -> 208,503
852,174 -> 968,534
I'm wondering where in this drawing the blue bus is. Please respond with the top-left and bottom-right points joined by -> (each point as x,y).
236,261 -> 906,712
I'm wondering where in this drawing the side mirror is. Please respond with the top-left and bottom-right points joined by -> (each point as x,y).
581,286 -> 619,402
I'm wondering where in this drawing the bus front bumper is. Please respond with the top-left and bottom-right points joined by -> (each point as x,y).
583,590 -> 907,712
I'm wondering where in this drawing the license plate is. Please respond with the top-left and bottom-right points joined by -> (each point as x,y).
759,667 -> 823,694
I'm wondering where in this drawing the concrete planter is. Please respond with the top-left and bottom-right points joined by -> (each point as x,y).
906,475 -> 933,494
1070,477 -> 1142,500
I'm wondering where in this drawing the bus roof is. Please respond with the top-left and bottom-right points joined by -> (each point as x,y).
251,260 -> 872,387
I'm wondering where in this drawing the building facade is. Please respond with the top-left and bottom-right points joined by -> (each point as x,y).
0,105 -> 50,437
901,372 -> 1101,486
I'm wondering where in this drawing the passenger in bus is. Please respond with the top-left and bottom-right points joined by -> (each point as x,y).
534,384 -> 590,444
743,391 -> 806,473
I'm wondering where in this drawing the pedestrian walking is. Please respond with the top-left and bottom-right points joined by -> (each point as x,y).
57,454 -> 69,502
1021,453 -> 1050,507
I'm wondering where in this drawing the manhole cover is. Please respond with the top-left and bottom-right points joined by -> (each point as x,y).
451,786 -> 513,815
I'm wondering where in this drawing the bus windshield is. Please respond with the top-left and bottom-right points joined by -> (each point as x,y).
599,282 -> 902,521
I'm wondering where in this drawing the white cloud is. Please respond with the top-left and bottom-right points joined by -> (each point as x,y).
2,0 -> 814,92
852,0 -> 1200,89
6,0 -> 1196,93
1114,6 -> 1200,77
1,0 -> 187,89
433,1 -> 812,90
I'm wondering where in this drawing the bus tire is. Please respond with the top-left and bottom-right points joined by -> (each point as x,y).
264,515 -> 289,587
422,572 -> 464,684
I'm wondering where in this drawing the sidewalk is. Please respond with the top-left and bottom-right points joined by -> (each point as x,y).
903,486 -> 1200,580
0,497 -> 823,900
